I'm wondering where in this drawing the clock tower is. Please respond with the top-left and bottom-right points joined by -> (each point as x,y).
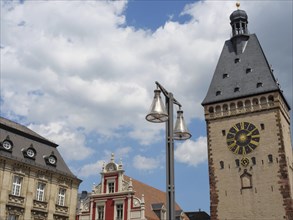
202,4 -> 293,220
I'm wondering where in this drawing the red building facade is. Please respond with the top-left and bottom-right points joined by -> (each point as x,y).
76,154 -> 189,220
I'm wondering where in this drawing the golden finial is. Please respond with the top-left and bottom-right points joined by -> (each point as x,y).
236,2 -> 240,9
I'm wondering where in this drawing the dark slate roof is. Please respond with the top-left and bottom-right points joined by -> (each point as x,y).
0,117 -> 79,179
202,34 -> 287,106
185,211 -> 210,220
230,9 -> 248,22
0,116 -> 58,147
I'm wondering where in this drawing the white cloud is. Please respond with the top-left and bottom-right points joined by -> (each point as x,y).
28,122 -> 93,161
133,155 -> 162,171
174,137 -> 207,167
104,147 -> 132,161
75,147 -> 132,178
76,160 -> 105,178
1,1 -> 291,162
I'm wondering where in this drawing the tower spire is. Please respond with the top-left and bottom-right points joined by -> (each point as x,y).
230,3 -> 248,37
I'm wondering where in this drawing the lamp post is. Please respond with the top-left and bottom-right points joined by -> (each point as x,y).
146,81 -> 191,220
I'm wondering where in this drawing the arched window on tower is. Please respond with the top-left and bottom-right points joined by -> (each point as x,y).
251,157 -> 256,165
220,161 -> 224,169
252,98 -> 259,106
235,159 -> 240,167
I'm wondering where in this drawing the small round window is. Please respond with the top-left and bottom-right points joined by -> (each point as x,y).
26,148 -> 35,158
2,140 -> 12,150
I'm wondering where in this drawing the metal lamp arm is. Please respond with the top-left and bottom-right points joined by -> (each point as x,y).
155,81 -> 182,107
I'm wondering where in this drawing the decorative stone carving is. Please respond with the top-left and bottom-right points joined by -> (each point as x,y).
6,204 -> 24,216
92,183 -> 102,194
8,194 -> 24,205
55,204 -> 68,213
33,199 -> 48,209
31,209 -> 48,219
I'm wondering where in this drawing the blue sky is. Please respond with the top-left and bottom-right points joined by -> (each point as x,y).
1,0 -> 292,214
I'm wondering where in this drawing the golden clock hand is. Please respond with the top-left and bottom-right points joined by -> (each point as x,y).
247,128 -> 257,136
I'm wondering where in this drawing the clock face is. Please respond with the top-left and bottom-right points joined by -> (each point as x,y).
27,148 -> 35,157
226,122 -> 260,155
48,156 -> 56,165
2,140 -> 12,150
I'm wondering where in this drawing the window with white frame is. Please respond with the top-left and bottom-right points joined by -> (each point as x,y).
108,181 -> 115,193
57,188 -> 66,206
12,176 -> 22,196
36,182 -> 45,201
97,205 -> 104,220
116,203 -> 123,220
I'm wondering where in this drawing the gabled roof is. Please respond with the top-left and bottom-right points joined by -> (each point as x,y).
202,34 -> 288,108
0,117 -> 80,180
124,175 -> 188,220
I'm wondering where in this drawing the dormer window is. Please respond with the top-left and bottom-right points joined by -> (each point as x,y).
216,91 -> 222,96
246,68 -> 253,73
223,73 -> 229,78
44,152 -> 57,166
257,82 -> 263,88
234,58 -> 240,63
23,144 -> 36,160
1,139 -> 13,152
234,87 -> 240,92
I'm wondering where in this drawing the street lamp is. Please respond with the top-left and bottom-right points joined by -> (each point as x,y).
146,81 -> 191,220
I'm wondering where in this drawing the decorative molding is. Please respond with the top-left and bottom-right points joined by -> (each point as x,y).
33,199 -> 48,210
55,204 -> 69,213
31,209 -> 48,219
8,194 -> 25,205
6,204 -> 25,215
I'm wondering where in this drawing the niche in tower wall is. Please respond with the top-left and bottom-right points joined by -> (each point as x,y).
240,169 -> 252,189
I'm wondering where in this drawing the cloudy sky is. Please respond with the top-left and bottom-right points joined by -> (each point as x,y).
1,0 -> 292,213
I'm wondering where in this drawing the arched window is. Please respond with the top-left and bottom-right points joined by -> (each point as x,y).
209,107 -> 214,113
230,103 -> 236,110
220,161 -> 224,169
260,96 -> 267,104
245,100 -> 251,107
237,101 -> 243,109
215,105 -> 221,113
252,98 -> 258,105
268,95 -> 274,103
